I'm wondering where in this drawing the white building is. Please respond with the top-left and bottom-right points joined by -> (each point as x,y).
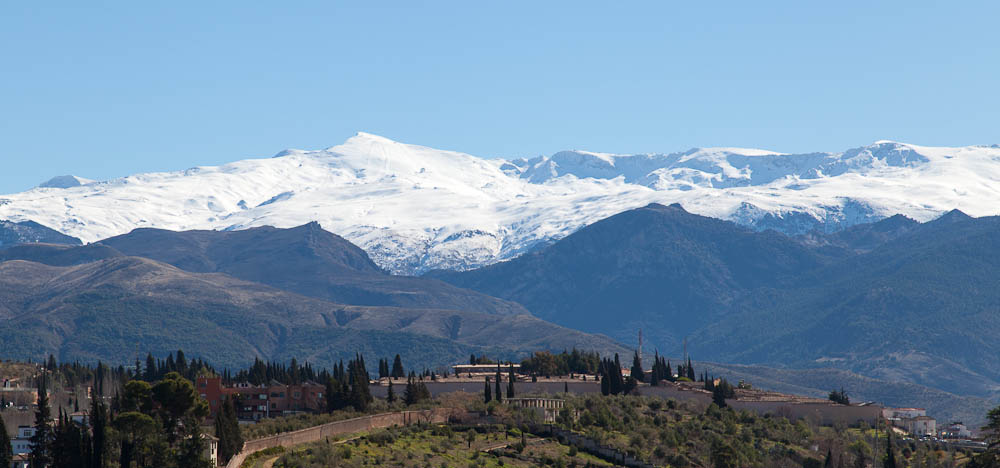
882,407 -> 926,419
901,416 -> 936,436
11,426 -> 35,455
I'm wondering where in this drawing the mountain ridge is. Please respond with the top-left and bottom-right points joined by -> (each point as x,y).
4,133 -> 1000,273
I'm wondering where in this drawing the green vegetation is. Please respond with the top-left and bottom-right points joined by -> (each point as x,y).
267,392 -> 974,468
240,446 -> 286,468
272,423 -> 612,468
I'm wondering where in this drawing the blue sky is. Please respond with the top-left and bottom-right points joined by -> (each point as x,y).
2,2 -> 998,194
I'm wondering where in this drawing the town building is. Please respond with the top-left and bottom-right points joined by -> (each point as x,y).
941,421 -> 972,439
196,376 -> 326,420
901,416 -> 936,436
451,364 -> 521,377
505,397 -> 565,424
882,407 -> 926,419
11,426 -> 35,455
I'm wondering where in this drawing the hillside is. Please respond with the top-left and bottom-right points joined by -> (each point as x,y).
434,203 -> 1000,401
430,203 -> 829,349
98,223 -> 527,315
4,134 -> 1000,273
0,219 -> 81,247
702,362 -> 994,427
0,257 -> 627,370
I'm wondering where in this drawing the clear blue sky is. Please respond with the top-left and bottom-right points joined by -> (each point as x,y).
3,2 -> 999,194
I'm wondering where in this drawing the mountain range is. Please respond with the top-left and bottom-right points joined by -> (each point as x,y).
0,226 -> 627,370
3,134 -> 1000,274
433,203 -> 1000,401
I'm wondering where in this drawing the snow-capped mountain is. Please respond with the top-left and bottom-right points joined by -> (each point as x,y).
2,133 -> 999,274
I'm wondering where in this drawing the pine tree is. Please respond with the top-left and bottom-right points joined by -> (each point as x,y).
0,413 -> 12,468
29,373 -> 53,468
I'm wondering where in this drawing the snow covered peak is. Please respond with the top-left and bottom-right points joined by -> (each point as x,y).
3,133 -> 1000,274
37,175 -> 95,189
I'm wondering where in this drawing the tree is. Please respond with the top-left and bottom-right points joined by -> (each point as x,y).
824,447 -> 834,468
974,405 -> 1000,467
506,365 -> 516,399
710,439 -> 740,468
403,376 -> 429,405
466,429 -> 476,448
90,400 -> 108,468
828,388 -> 850,405
391,355 -> 405,379
30,373 -> 53,468
151,372 -> 208,442
174,416 -> 214,468
884,430 -> 898,468
326,378 -> 347,412
114,411 -> 156,468
0,413 -> 12,468
712,379 -> 735,408
630,351 -> 644,383
494,366 -> 502,403
484,377 -> 492,403
387,380 -> 396,403
215,396 -> 243,465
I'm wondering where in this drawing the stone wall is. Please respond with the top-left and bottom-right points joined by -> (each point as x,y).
224,408 -> 463,468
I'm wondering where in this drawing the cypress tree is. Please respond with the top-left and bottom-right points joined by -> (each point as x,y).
90,400 -> 107,468
0,413 -> 12,468
29,373 -> 53,468
630,351 -> 644,383
506,365 -> 515,399
494,365 -> 502,403
823,447 -> 833,468
884,431 -> 897,468
391,355 -> 405,379
215,396 -> 243,465
387,380 -> 396,403
484,377 -> 492,403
